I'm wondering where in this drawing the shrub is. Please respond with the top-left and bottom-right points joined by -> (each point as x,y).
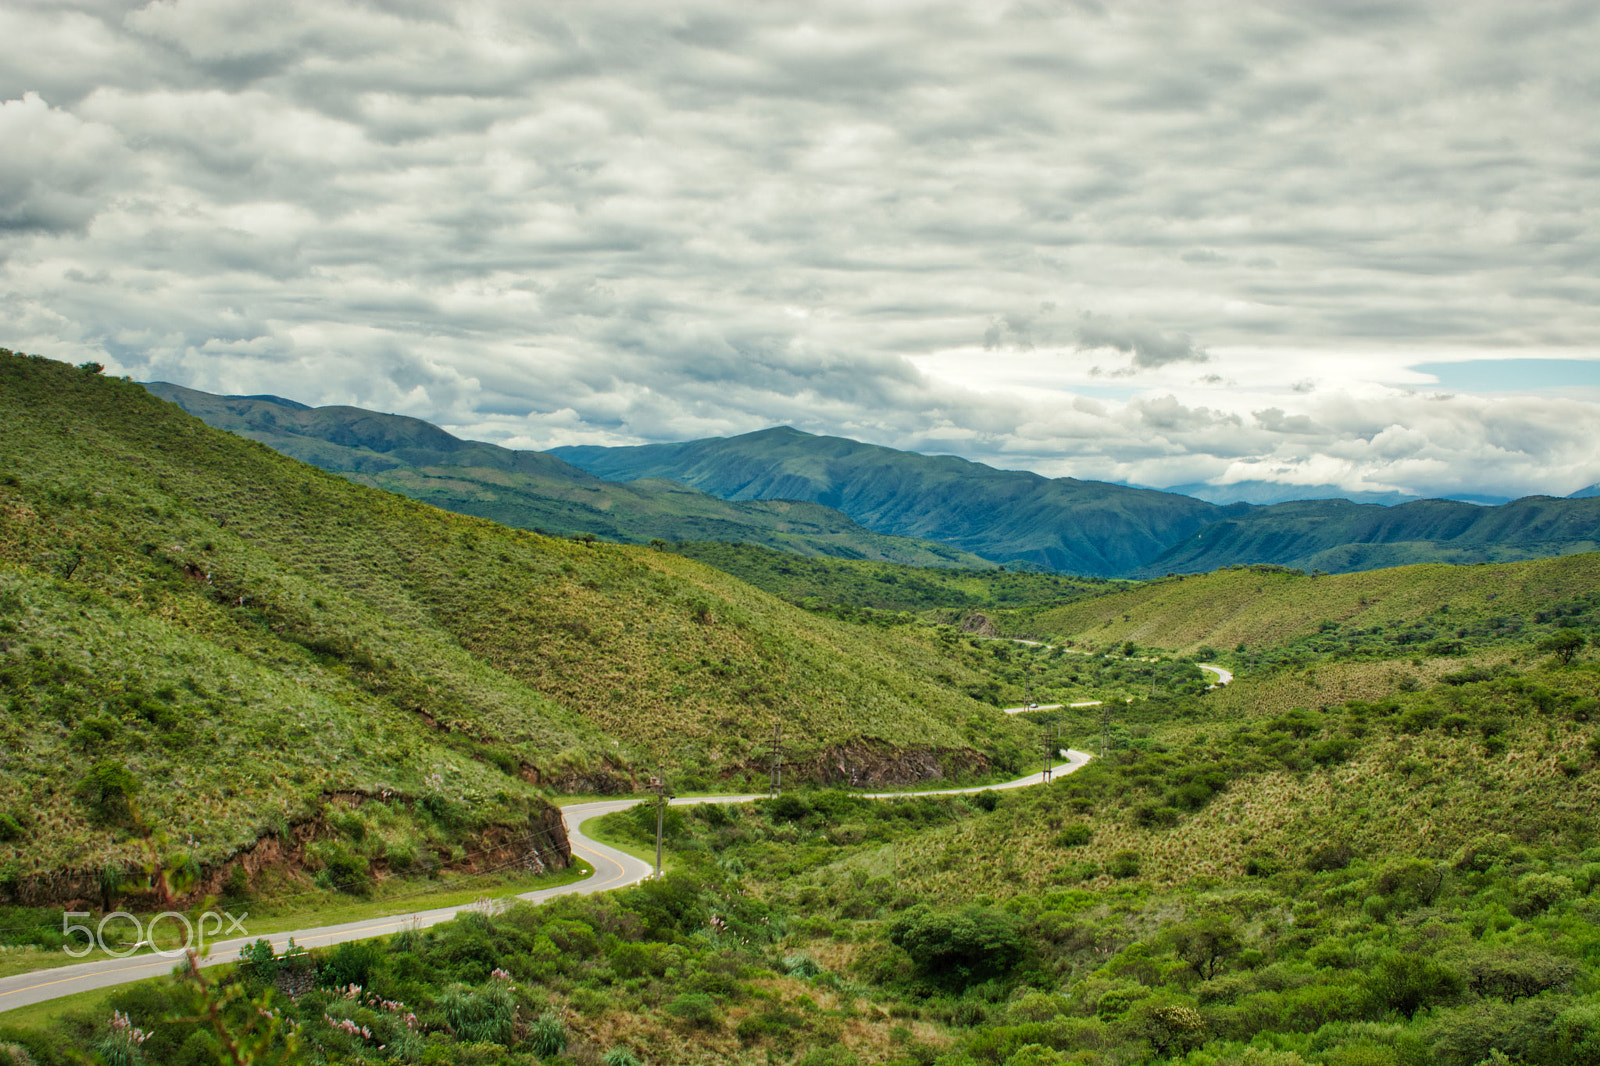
1375,859 -> 1444,906
1108,851 -> 1142,878
1134,1002 -> 1207,1057
1456,945 -> 1579,1002
1053,824 -> 1092,847
887,906 -> 1026,989
1365,953 -> 1462,1018
666,993 -> 720,1029
1134,804 -> 1180,828
1004,1045 -> 1066,1066
1513,872 -> 1575,915
220,863 -> 251,904
1306,842 -> 1354,872
74,761 -> 141,824
320,940 -> 382,990
313,844 -> 371,896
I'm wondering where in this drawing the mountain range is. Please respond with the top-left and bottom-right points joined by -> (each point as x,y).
147,383 -> 1599,578
554,430 -> 1600,577
143,383 -> 986,568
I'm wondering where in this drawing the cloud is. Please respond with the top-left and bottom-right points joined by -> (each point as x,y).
1077,318 -> 1210,369
0,93 -> 127,233
0,0 -> 1597,502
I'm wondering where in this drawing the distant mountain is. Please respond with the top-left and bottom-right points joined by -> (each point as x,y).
556,428 -> 1600,578
1163,480 -> 1420,506
143,384 -> 987,568
554,427 -> 1229,576
149,388 -> 1600,579
1138,495 -> 1600,577
1572,484 -> 1600,499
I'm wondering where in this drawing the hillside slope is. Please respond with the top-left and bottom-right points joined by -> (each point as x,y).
145,384 -> 986,568
1004,554 -> 1600,658
0,351 -> 1031,902
555,427 -> 1226,576
1141,495 -> 1600,576
668,540 -> 1115,612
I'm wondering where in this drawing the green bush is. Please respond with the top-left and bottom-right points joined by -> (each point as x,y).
74,761 -> 141,824
1513,872 -> 1575,915
1108,851 -> 1142,878
1053,824 -> 1092,847
1365,953 -> 1462,1019
320,940 -> 382,989
887,906 -> 1026,989
666,993 -> 720,1028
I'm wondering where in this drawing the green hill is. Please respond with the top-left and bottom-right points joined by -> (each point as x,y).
144,383 -> 986,568
1139,496 -> 1600,576
0,351 -> 1033,905
666,540 -> 1115,613
1001,555 -> 1600,659
554,427 -> 1227,576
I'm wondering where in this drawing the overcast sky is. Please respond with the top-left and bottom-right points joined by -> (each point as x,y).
4,0 -> 1598,501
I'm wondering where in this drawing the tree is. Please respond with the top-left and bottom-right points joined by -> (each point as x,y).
1540,629 -> 1586,665
1366,952 -> 1463,1018
1170,918 -> 1240,980
887,906 -> 1025,989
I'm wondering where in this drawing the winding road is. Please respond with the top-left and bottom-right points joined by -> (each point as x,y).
0,751 -> 1093,1013
1002,658 -> 1233,714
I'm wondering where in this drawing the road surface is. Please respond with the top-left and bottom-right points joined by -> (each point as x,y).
1199,664 -> 1233,686
0,751 -> 1093,1013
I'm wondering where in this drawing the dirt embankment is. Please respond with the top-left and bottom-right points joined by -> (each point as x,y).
10,792 -> 571,910
783,739 -> 992,788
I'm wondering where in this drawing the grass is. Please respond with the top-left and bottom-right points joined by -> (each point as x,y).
0,350 -> 1037,920
665,540 -> 1112,612
1001,556 -> 1600,661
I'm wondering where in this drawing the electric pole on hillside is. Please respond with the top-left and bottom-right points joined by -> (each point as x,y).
1041,722 -> 1057,782
1100,703 -> 1112,760
768,721 -> 783,797
649,769 -> 670,880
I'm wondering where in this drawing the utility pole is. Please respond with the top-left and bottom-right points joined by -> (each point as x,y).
649,769 -> 669,880
1041,722 -> 1056,782
768,721 -> 783,797
1100,703 -> 1111,760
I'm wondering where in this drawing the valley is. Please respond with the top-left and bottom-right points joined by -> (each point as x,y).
0,352 -> 1597,1066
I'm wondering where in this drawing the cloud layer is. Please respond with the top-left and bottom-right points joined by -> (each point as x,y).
3,0 -> 1598,499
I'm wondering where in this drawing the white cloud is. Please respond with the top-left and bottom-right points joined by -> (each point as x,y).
1,0 -> 1598,500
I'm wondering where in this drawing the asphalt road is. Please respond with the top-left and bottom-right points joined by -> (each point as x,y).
0,750 -> 1093,1013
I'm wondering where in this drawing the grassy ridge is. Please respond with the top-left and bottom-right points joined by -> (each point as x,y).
1139,496 -> 1600,576
0,351 -> 1034,892
1002,557 -> 1600,658
666,541 -> 1113,612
